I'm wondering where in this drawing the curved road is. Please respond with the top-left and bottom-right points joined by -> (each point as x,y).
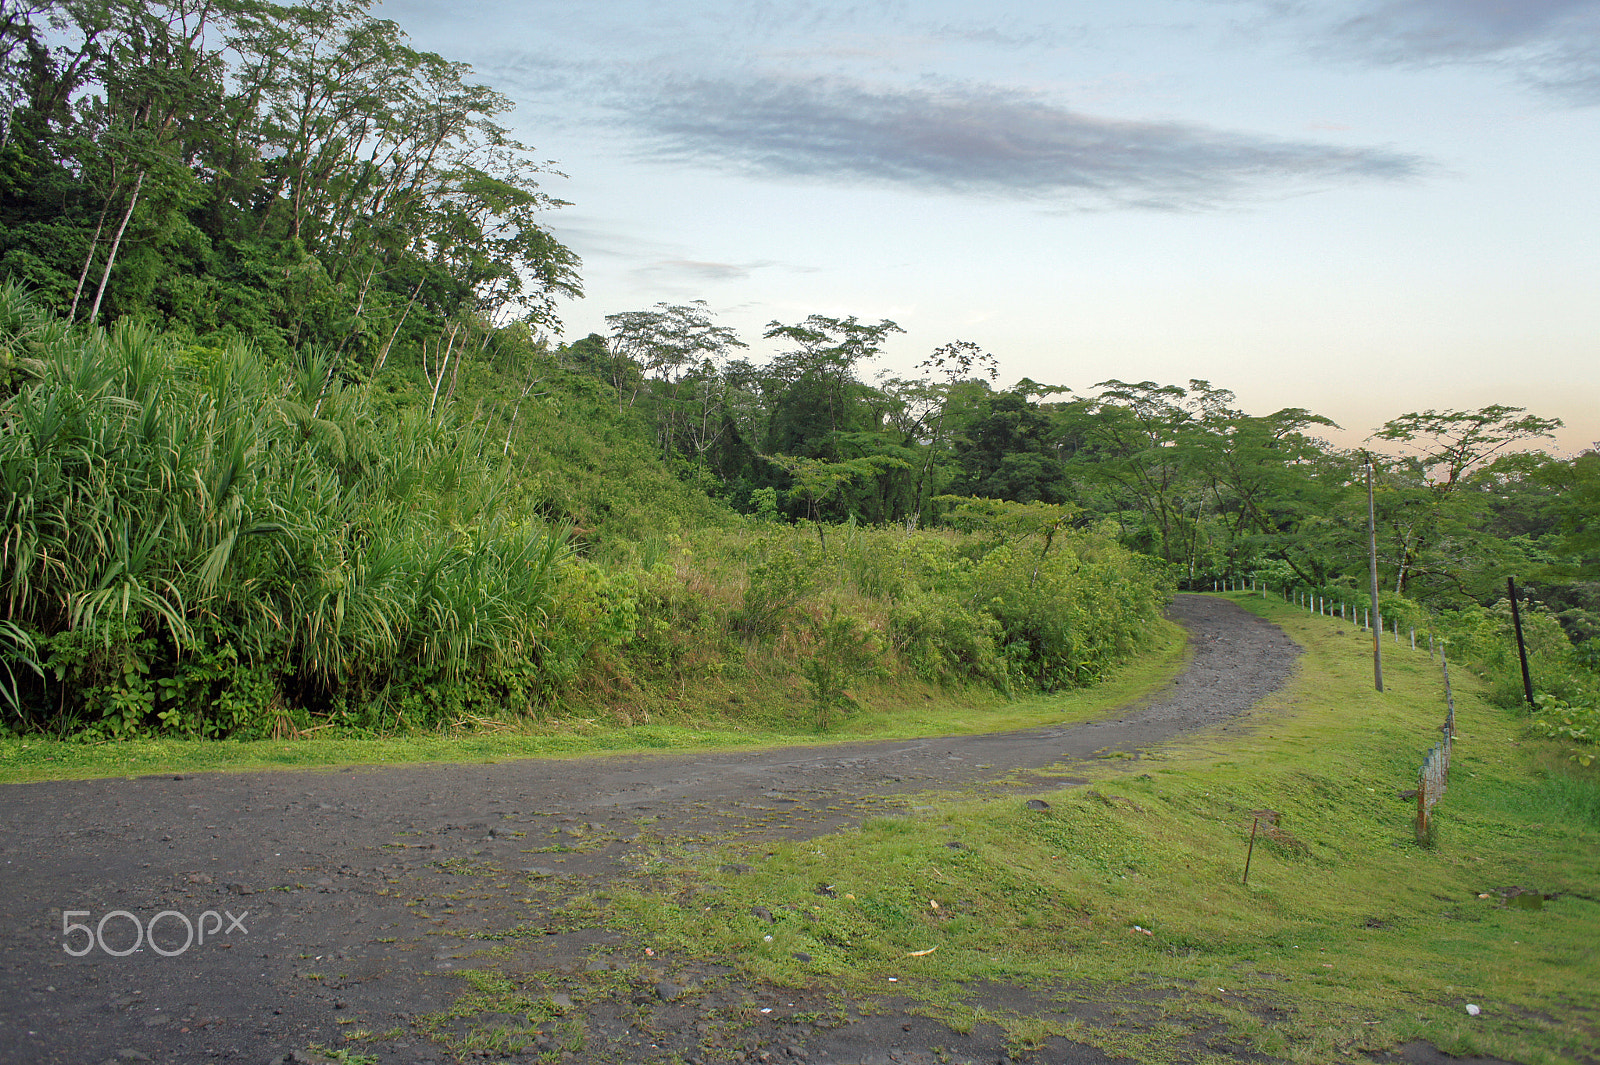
0,595 -> 1303,1065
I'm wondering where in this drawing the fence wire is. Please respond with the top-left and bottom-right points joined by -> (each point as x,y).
1416,657 -> 1457,844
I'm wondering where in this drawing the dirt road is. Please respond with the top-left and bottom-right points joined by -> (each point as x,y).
0,595 -> 1323,1064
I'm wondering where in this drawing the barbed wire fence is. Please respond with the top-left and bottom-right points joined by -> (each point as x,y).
1211,576 -> 1437,651
1416,658 -> 1457,846
1212,578 -> 1456,846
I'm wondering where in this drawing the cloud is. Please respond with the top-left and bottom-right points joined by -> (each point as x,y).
632,259 -> 777,283
1307,0 -> 1600,103
545,220 -> 676,262
616,75 -> 1428,209
1326,0 -> 1590,59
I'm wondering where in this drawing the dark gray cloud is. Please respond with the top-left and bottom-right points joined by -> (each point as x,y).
1307,0 -> 1600,103
1326,0 -> 1591,59
618,76 -> 1428,209
923,23 -> 1065,49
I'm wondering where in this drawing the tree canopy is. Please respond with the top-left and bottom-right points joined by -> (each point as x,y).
0,0 -> 580,368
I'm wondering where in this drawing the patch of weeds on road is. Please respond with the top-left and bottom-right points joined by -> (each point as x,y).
545,892 -> 619,934
470,923 -> 553,941
457,969 -> 512,995
577,594 -> 1600,1065
430,856 -> 500,877
1001,1012 -> 1079,1055
306,1046 -> 377,1065
414,967 -> 583,1059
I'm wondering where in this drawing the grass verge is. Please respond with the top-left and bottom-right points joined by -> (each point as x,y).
0,619 -> 1187,783
590,592 -> 1600,1064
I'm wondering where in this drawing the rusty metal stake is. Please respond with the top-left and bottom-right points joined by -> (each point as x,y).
1243,817 -> 1260,885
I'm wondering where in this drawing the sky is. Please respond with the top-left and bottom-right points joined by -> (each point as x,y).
378,0 -> 1600,455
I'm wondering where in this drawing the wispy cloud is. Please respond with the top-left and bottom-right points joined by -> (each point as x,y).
545,220 -> 675,262
1305,0 -> 1600,103
615,75 -> 1428,209
632,259 -> 779,284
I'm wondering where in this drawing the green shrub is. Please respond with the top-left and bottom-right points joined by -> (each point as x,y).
1530,691 -> 1598,766
0,294 -> 1179,739
801,602 -> 888,731
886,591 -> 1008,688
734,536 -> 820,640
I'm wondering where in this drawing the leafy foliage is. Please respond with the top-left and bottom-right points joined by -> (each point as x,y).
2,0 -> 1593,751
801,602 -> 887,731
0,292 -> 574,734
1531,692 -> 1598,766
0,0 -> 579,366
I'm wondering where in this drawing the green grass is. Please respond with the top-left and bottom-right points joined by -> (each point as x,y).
0,618 -> 1187,783
590,592 -> 1600,1064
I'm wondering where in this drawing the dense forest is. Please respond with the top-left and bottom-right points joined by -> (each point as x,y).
1,0 -> 1595,756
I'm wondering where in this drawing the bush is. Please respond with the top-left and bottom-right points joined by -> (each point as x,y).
0,295 -> 1180,738
1414,596 -> 1599,764
734,535 -> 820,640
801,602 -> 887,731
1530,692 -> 1598,766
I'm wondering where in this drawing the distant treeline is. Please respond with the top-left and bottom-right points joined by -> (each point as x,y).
568,304 -> 1596,618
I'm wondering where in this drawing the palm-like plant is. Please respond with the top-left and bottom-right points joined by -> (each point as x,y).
0,291 -> 572,734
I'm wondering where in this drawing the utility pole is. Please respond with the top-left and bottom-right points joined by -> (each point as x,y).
1366,454 -> 1383,693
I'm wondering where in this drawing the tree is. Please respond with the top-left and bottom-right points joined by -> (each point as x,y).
1368,406 -> 1563,595
607,301 -> 743,386
906,340 -> 999,526
0,0 -> 581,367
764,451 -> 910,544
1068,380 -> 1210,575
948,390 -> 1068,505
605,301 -> 746,462
761,315 -> 902,450
1540,447 -> 1600,576
1372,406 -> 1563,489
1186,405 -> 1339,581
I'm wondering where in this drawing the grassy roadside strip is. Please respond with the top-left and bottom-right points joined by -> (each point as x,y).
589,592 -> 1599,1064
0,619 -> 1187,784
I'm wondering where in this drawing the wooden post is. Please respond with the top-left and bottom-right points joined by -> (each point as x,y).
1507,577 -> 1535,707
1416,774 -> 1429,846
1243,810 -> 1278,885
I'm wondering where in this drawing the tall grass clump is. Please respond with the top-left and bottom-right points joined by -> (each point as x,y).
0,290 -> 572,738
